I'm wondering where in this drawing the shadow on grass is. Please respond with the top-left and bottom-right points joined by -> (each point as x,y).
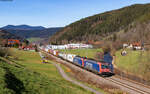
7,58 -> 25,68
4,67 -> 25,94
9,57 -> 25,62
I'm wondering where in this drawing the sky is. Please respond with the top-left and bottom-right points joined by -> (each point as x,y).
0,0 -> 150,28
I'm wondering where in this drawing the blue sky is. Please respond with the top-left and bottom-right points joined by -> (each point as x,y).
0,0 -> 150,28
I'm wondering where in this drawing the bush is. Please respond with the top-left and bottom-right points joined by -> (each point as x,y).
112,41 -> 123,51
14,43 -> 19,48
101,41 -> 112,53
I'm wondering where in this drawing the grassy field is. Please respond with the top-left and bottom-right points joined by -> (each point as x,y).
0,48 -> 94,94
59,48 -> 102,59
115,49 -> 150,80
115,49 -> 141,73
27,37 -> 43,43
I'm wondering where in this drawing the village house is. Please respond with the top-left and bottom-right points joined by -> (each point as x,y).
8,39 -> 20,45
123,42 -> 142,50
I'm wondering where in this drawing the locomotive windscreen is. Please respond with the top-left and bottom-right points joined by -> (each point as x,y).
101,65 -> 109,69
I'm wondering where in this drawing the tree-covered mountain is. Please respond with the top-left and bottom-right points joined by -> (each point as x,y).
1,25 -> 62,43
1,27 -> 62,39
49,4 -> 150,44
0,30 -> 24,40
2,25 -> 46,30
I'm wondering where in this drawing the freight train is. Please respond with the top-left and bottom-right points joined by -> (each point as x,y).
41,47 -> 114,76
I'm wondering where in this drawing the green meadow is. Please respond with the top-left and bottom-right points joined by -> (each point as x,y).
27,37 -> 43,43
115,49 -> 150,80
0,48 -> 93,94
59,48 -> 102,59
115,49 -> 141,73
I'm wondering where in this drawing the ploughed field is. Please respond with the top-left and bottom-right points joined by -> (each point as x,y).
0,48 -> 93,94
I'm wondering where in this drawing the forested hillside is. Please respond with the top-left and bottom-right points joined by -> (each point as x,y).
50,4 -> 150,44
0,30 -> 23,40
1,25 -> 62,43
2,25 -> 46,30
3,28 -> 62,39
1,25 -> 62,39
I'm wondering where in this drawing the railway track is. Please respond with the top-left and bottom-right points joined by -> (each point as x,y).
41,50 -> 150,94
105,77 -> 150,94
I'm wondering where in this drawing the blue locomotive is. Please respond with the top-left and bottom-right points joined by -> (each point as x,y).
73,56 -> 112,75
